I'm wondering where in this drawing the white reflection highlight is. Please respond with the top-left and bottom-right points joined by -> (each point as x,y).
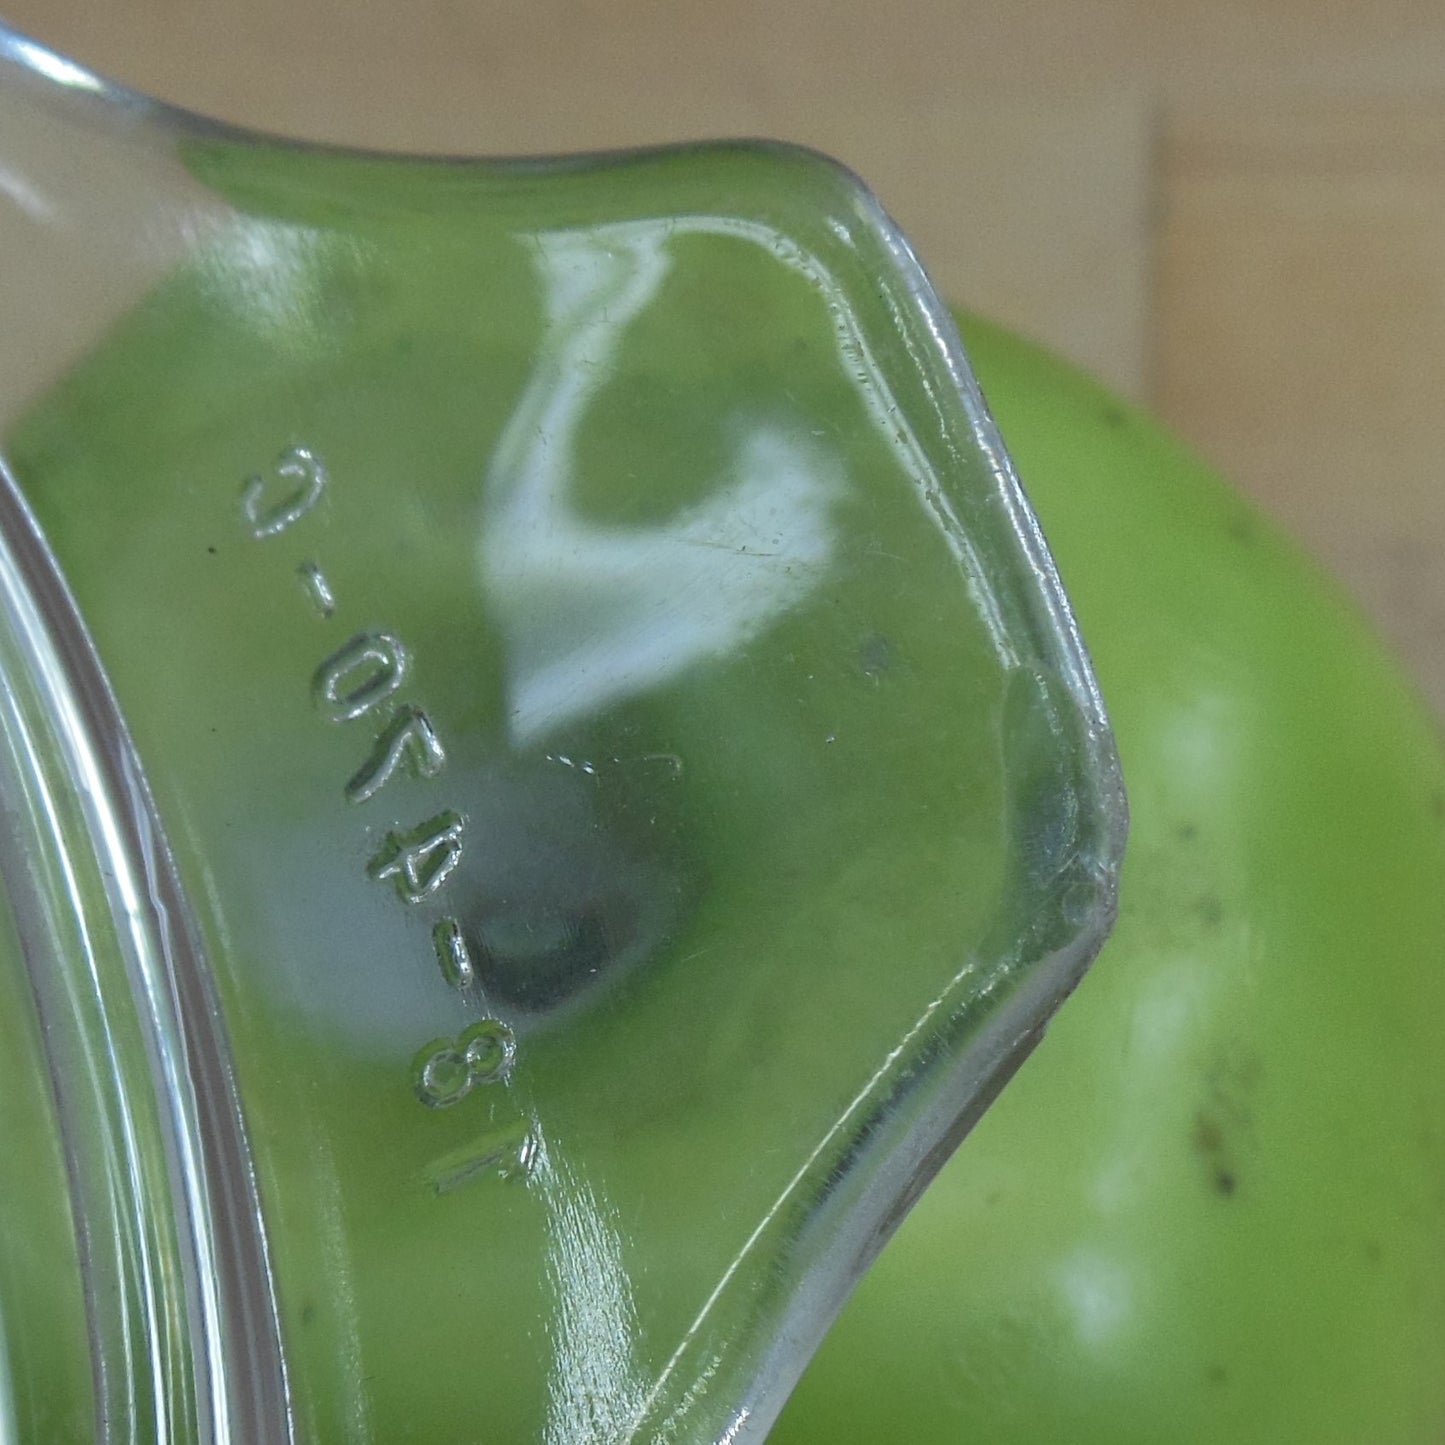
0,163 -> 53,222
6,37 -> 103,94
194,219 -> 358,356
531,1135 -> 647,1445
484,222 -> 840,744
1058,1248 -> 1133,1352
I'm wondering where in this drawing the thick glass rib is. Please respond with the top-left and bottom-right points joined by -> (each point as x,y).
0,461 -> 292,1443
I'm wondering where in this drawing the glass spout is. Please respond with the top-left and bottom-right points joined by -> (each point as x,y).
0,23 -> 1126,1444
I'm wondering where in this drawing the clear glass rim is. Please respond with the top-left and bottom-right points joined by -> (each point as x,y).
0,448 -> 293,1441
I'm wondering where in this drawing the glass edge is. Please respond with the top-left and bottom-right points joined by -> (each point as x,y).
0,455 -> 296,1444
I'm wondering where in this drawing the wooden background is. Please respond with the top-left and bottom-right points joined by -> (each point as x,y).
8,1 -> 1445,715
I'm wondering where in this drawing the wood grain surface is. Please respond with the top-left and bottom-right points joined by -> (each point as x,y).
1160,100 -> 1445,714
5,1 -> 1445,714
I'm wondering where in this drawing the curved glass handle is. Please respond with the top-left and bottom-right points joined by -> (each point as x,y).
0,24 -> 1126,1445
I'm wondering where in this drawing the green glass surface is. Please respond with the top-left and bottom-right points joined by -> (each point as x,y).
1,140 -> 1120,1439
